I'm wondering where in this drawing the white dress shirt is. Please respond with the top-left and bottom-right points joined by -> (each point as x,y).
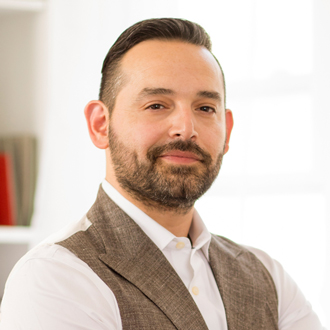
0,180 -> 325,329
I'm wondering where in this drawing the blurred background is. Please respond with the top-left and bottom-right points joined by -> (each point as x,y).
0,0 -> 329,326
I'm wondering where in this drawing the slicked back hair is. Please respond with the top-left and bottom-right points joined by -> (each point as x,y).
99,18 -> 226,115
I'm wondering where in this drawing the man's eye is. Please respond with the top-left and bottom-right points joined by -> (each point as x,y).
147,104 -> 164,110
199,106 -> 215,113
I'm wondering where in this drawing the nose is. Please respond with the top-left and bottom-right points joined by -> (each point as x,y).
168,106 -> 198,141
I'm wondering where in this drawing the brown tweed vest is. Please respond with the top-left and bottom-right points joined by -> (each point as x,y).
57,187 -> 278,329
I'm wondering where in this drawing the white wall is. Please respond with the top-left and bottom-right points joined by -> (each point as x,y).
313,0 -> 330,322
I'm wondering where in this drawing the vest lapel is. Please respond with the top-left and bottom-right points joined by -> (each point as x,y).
90,187 -> 209,330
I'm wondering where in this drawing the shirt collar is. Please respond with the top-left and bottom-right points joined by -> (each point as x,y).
101,179 -> 211,260
190,209 -> 212,260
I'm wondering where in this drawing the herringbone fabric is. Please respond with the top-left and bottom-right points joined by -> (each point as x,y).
57,186 -> 278,329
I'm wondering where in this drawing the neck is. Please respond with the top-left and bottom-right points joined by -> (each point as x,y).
133,199 -> 195,238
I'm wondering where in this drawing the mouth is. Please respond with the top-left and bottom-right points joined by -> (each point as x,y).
158,151 -> 202,164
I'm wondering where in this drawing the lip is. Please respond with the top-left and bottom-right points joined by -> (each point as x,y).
159,151 -> 202,164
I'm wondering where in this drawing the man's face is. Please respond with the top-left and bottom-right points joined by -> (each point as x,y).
107,40 -> 232,211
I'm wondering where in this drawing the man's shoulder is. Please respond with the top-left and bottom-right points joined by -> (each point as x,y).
0,219 -> 122,330
210,234 -> 276,265
6,238 -> 84,287
5,215 -> 93,285
209,234 -> 279,295
210,234 -> 251,257
210,234 -> 283,279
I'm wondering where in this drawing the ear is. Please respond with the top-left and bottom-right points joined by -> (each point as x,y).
224,109 -> 234,154
84,100 -> 109,149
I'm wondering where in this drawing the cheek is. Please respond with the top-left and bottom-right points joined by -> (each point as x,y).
200,125 -> 226,156
111,107 -> 164,145
128,122 -> 167,153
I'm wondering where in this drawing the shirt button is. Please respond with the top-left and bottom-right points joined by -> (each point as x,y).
192,286 -> 199,296
176,242 -> 185,249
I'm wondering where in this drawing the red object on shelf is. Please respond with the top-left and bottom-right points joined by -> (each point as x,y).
0,154 -> 16,225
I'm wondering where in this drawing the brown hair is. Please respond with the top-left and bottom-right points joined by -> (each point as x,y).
99,18 -> 225,115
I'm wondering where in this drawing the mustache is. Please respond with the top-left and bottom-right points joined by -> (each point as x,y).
147,140 -> 212,165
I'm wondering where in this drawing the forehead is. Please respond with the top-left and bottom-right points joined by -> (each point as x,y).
119,39 -> 224,95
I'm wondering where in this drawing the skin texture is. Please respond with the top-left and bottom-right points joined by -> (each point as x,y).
84,40 -> 233,237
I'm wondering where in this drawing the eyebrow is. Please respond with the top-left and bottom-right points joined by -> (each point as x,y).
136,87 -> 222,102
136,87 -> 175,102
197,90 -> 222,102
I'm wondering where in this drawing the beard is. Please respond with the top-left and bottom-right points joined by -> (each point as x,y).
108,126 -> 225,213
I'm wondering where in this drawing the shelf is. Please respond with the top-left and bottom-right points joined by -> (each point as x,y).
0,226 -> 36,244
0,0 -> 44,12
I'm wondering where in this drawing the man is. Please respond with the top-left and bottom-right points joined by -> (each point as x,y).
0,18 -> 325,329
